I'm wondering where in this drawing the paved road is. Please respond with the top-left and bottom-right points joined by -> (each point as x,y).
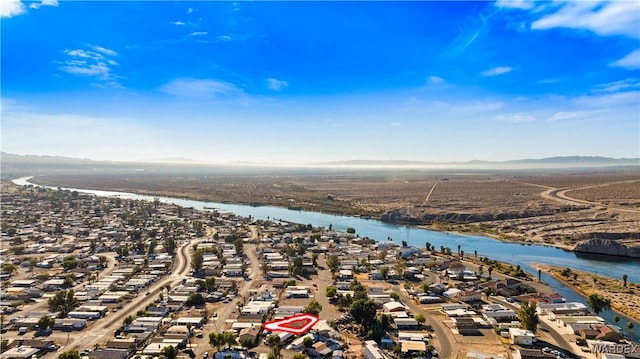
395,286 -> 454,359
66,237 -> 199,351
196,227 -> 263,358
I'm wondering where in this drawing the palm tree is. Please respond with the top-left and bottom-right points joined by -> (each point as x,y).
457,244 -> 461,257
267,335 -> 282,359
587,293 -> 611,315
627,322 -> 634,338
622,273 -> 628,287
488,266 -> 494,280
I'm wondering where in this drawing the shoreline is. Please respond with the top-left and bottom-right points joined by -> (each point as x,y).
535,263 -> 640,323
21,176 -> 586,255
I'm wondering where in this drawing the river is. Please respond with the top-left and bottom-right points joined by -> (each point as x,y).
12,176 -> 640,340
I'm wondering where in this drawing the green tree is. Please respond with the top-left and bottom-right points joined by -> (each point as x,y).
303,336 -> 313,348
58,350 -> 81,359
48,289 -> 78,316
164,237 -> 176,255
38,315 -> 55,330
622,273 -> 628,287
293,354 -> 307,359
389,292 -> 400,301
1,263 -> 17,274
185,293 -> 205,307
326,255 -> 340,274
346,227 -> 356,234
267,335 -> 283,359
325,286 -> 337,298
123,315 -> 134,326
160,345 -> 177,359
394,259 -> 407,279
1,339 -> 8,352
209,332 -> 223,352
304,300 -> 322,315
517,301 -> 539,332
380,266 -> 389,280
414,314 -> 426,325
587,293 -> 611,315
350,299 -> 377,330
191,248 -> 205,274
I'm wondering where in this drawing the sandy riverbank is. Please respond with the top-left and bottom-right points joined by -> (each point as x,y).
535,263 -> 640,322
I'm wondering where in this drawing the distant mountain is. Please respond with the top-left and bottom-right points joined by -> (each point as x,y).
1,152 -> 638,172
316,156 -> 639,168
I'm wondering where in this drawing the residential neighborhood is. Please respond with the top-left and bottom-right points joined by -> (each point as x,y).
1,185 -> 638,359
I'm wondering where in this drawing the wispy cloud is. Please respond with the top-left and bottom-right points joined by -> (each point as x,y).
388,122 -> 402,128
548,111 -> 577,122
1,0 -> 26,17
266,78 -> 288,91
531,1 -> 640,39
594,78 -> 640,93
217,35 -> 233,41
170,21 -> 185,26
494,0 -> 534,10
29,0 -> 58,9
427,75 -> 445,85
190,31 -> 208,36
58,45 -> 120,86
495,113 -> 535,123
611,50 -> 640,70
160,78 -> 244,98
482,66 -> 512,76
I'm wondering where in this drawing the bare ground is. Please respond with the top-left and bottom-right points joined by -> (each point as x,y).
25,168 -> 640,252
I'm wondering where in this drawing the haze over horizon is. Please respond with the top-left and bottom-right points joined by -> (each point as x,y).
2,0 -> 639,164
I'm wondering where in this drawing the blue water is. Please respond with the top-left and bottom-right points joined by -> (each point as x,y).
13,177 -> 640,340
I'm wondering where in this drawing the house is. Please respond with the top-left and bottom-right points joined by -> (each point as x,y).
400,341 -> 426,355
364,340 -> 387,359
459,290 -> 482,302
238,327 -> 260,344
453,317 -> 478,335
508,328 -> 536,345
310,342 -> 333,358
383,301 -> 406,313
394,318 -> 419,330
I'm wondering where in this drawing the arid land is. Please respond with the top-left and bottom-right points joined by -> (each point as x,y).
20,166 -> 640,255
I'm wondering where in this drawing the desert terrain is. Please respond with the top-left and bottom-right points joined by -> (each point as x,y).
22,167 -> 640,255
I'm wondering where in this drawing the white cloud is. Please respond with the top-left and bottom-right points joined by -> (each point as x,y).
594,78 -> 640,93
217,35 -> 232,41
93,45 -> 117,57
548,111 -> 577,121
160,78 -> 243,98
190,31 -> 208,36
59,45 -> 120,85
187,7 -> 193,13
611,50 -> 640,70
494,0 -> 534,10
495,113 -> 535,123
482,66 -> 513,76
1,0 -> 26,17
531,1 -> 640,39
266,78 -> 288,91
389,122 -> 402,128
427,76 -> 445,85
170,21 -> 185,26
30,0 -> 57,9
575,91 -> 640,108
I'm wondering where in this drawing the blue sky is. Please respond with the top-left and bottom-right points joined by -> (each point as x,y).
1,0 -> 639,164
